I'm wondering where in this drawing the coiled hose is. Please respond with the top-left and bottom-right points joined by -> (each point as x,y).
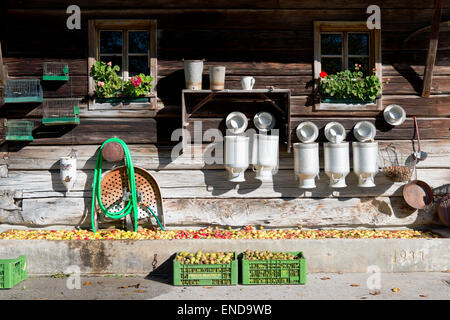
91,138 -> 138,233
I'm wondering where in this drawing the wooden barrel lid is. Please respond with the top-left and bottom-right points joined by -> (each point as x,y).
102,141 -> 124,162
438,195 -> 450,228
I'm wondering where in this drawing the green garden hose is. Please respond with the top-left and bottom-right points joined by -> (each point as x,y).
91,138 -> 138,233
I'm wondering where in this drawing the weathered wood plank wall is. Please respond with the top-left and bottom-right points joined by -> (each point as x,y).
0,0 -> 449,228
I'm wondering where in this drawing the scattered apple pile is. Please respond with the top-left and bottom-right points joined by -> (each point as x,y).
0,226 -> 439,240
244,250 -> 299,260
176,251 -> 234,264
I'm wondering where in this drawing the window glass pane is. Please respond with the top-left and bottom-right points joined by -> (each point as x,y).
100,56 -> 123,76
348,33 -> 369,55
321,57 -> 342,75
129,56 -> 149,76
348,57 -> 370,76
129,31 -> 150,54
100,31 -> 123,54
321,34 -> 342,55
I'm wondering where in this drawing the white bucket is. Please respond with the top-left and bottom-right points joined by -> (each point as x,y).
352,142 -> 378,187
293,142 -> 319,188
60,156 -> 77,192
209,66 -> 226,90
224,135 -> 250,182
324,142 -> 349,188
251,134 -> 279,182
184,60 -> 204,90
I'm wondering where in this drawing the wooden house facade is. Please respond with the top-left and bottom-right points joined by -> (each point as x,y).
0,0 -> 449,229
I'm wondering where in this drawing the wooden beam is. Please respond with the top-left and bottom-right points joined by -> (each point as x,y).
422,0 -> 443,98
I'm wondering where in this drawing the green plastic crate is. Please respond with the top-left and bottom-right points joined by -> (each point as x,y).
173,252 -> 238,286
0,255 -> 28,289
241,251 -> 306,285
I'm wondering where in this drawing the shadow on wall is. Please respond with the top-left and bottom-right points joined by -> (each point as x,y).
156,69 -> 210,108
392,64 -> 423,94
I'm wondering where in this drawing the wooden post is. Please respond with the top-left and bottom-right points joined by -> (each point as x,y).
87,20 -> 97,98
0,41 -> 5,107
422,0 -> 443,98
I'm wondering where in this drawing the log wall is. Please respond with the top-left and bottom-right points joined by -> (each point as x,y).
0,1 -> 449,228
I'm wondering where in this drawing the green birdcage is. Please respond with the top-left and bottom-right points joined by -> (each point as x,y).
42,98 -> 80,125
6,120 -> 34,141
4,79 -> 43,103
43,62 -> 69,81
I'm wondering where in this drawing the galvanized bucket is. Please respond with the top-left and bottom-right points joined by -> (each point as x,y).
209,66 -> 226,90
60,156 -> 77,193
184,60 -> 204,90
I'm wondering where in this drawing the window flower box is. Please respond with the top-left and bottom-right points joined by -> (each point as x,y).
95,97 -> 151,104
90,61 -> 156,109
318,67 -> 382,111
319,97 -> 379,110
321,98 -> 375,105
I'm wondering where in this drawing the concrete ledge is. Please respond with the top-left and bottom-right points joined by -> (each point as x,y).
0,239 -> 449,275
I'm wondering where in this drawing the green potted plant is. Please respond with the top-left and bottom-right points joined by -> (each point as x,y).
91,61 -> 153,103
122,74 -> 153,102
320,64 -> 382,105
91,61 -> 122,100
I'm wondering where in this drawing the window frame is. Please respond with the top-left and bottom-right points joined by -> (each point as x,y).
314,21 -> 382,111
88,19 -> 158,109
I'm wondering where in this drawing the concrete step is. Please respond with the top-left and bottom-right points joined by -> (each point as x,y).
0,237 -> 449,275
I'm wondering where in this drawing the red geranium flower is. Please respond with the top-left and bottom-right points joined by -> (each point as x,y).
131,76 -> 142,88
320,71 -> 328,78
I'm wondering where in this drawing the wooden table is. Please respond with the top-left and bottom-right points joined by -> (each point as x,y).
181,89 -> 291,152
